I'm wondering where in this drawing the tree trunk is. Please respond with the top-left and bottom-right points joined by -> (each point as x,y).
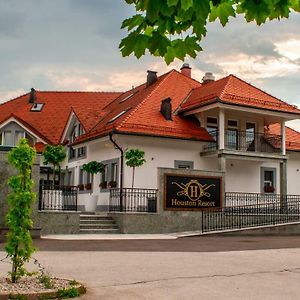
132,167 -> 135,189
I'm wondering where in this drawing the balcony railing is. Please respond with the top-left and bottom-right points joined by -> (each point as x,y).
203,129 -> 282,154
109,188 -> 158,213
39,184 -> 78,211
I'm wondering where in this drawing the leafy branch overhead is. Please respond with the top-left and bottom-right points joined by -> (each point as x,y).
120,0 -> 300,64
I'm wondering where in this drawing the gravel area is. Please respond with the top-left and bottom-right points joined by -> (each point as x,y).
0,276 -> 77,295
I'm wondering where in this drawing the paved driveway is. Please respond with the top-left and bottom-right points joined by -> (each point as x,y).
1,236 -> 300,299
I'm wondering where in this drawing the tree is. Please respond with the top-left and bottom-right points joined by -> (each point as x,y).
82,161 -> 104,193
125,149 -> 146,188
43,145 -> 66,186
120,0 -> 300,64
5,139 -> 36,283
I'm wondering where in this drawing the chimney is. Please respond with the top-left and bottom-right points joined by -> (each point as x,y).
160,98 -> 172,121
29,88 -> 36,103
180,63 -> 191,78
147,70 -> 157,87
202,72 -> 215,84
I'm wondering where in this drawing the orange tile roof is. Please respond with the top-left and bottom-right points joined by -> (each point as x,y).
267,124 -> 300,151
74,70 -> 213,144
180,75 -> 300,114
0,91 -> 121,146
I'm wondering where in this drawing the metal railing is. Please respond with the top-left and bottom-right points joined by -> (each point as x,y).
109,188 -> 158,212
39,184 -> 78,211
202,193 -> 300,233
203,129 -> 282,153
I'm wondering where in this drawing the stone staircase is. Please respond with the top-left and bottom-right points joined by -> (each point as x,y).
79,213 -> 121,234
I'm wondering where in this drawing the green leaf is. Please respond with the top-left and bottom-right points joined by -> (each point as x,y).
181,0 -> 193,11
134,34 -> 150,58
121,14 -> 144,30
164,46 -> 176,64
167,0 -> 179,7
291,0 -> 300,11
209,1 -> 236,26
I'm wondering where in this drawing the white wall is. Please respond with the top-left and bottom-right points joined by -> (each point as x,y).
287,152 -> 300,195
225,159 -> 280,193
61,134 -> 300,210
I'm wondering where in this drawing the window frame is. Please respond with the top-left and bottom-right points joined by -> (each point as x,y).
174,160 -> 194,170
99,158 -> 119,192
261,167 -> 276,194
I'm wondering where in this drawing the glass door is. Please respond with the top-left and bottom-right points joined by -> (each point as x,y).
246,123 -> 256,151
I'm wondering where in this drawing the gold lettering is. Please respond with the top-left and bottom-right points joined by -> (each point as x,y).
190,185 -> 198,198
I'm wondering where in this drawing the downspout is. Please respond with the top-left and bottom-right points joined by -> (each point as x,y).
109,132 -> 124,212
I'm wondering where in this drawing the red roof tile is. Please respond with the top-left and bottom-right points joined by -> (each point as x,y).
181,75 -> 300,114
267,124 -> 300,151
74,70 -> 213,144
0,91 -> 121,145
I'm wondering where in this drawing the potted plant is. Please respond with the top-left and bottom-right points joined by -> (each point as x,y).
125,149 -> 146,188
264,185 -> 275,193
108,180 -> 117,188
82,161 -> 104,212
85,183 -> 92,190
78,184 -> 84,191
99,181 -> 107,189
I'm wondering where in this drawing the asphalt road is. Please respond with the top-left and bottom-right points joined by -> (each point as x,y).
1,236 -> 300,299
1,235 -> 300,252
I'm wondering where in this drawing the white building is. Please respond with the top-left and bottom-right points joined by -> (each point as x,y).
1,65 -> 300,215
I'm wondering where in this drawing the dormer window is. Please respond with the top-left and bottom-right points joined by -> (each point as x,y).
31,103 -> 44,112
107,108 -> 131,124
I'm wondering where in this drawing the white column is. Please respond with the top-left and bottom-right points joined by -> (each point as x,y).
281,120 -> 286,155
219,108 -> 225,150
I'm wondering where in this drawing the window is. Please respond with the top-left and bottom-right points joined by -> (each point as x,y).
69,147 -> 76,159
107,108 -> 131,124
120,92 -> 136,103
246,122 -> 256,151
30,103 -> 44,112
78,147 -> 86,157
111,163 -> 118,182
174,160 -> 194,170
206,117 -> 218,141
15,131 -> 25,145
2,131 -> 13,146
261,168 -> 276,193
99,158 -> 119,190
227,119 -> 238,150
79,168 -> 91,187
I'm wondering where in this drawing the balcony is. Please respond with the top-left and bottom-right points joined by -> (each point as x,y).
202,129 -> 283,157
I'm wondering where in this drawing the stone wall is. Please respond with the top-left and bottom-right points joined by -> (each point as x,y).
110,168 -> 225,234
33,211 -> 81,235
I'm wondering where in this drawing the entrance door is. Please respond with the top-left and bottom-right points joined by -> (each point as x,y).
246,123 -> 256,151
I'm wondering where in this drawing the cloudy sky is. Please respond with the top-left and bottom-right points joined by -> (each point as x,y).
0,1 -> 299,128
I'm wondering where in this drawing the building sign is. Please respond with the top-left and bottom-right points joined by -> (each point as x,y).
164,174 -> 222,211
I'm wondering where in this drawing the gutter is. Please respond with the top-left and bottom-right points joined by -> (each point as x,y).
109,132 -> 124,211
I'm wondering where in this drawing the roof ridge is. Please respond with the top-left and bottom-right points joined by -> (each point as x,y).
227,74 -> 295,107
35,90 -> 122,94
219,74 -> 233,98
116,70 -> 177,130
172,69 -> 202,85
0,92 -> 29,107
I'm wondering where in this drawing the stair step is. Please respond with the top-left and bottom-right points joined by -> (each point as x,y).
80,224 -> 119,229
80,219 -> 116,223
79,228 -> 121,234
80,216 -> 112,220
